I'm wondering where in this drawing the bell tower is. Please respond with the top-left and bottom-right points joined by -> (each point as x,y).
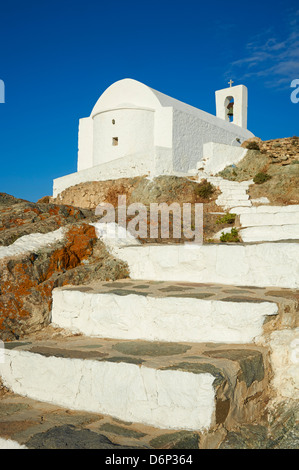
215,82 -> 248,129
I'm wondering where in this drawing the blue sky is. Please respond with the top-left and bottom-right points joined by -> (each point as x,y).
0,0 -> 298,202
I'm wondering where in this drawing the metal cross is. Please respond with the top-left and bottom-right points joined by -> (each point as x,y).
228,79 -> 234,87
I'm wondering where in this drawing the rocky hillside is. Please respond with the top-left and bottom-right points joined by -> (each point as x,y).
51,175 -> 219,209
52,176 -> 225,243
0,196 -> 129,341
1,136 -> 298,340
0,181 -> 233,340
219,136 -> 299,205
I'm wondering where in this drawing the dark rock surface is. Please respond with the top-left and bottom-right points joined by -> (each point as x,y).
0,392 -> 297,449
26,424 -> 141,449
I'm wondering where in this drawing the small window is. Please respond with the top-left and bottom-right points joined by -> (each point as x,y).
112,137 -> 118,146
112,119 -> 115,125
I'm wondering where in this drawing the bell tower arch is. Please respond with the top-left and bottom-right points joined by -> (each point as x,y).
215,83 -> 248,129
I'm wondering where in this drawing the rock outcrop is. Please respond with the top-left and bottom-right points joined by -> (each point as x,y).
219,137 -> 299,205
51,175 -> 218,209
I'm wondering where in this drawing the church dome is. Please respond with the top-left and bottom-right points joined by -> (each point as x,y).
91,79 -> 163,118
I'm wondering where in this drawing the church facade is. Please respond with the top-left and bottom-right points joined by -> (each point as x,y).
53,79 -> 254,197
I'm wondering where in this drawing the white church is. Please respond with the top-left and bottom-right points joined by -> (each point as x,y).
53,78 -> 254,197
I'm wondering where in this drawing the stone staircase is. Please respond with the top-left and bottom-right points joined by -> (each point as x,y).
199,173 -> 299,243
206,176 -> 252,209
231,205 -> 299,243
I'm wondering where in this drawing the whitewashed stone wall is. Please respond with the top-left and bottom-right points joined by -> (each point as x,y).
92,108 -> 155,167
77,118 -> 93,171
172,109 -> 251,172
51,288 -> 277,344
201,142 -> 248,174
113,243 -> 299,288
0,349 -> 216,431
268,328 -> 299,400
53,153 -> 152,197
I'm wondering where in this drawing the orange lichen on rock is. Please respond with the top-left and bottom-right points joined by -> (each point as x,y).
0,216 -> 129,341
46,224 -> 97,278
0,223 -> 98,340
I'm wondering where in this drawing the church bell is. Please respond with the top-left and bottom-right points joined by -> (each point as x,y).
227,105 -> 234,117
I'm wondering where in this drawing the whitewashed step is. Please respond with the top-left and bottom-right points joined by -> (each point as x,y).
207,176 -> 252,211
113,243 -> 299,288
227,205 -> 299,241
230,205 -> 299,215
51,281 -> 277,344
239,213 -> 299,227
220,190 -> 249,195
209,182 -> 252,189
207,177 -> 252,185
217,197 -> 249,201
240,225 -> 299,242
216,200 -> 252,209
213,225 -> 299,243
217,185 -> 249,190
217,200 -> 250,206
218,195 -> 250,202
0,336 -> 269,432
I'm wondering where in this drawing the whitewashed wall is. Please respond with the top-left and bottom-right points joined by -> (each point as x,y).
172,108 -> 252,172
53,152 -> 152,197
202,142 -> 248,174
269,328 -> 299,399
77,117 -> 93,171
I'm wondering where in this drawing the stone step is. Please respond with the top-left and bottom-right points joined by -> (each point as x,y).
217,195 -> 250,201
0,391 -> 200,449
230,205 -> 299,215
218,189 -> 249,194
216,198 -> 252,209
113,242 -> 299,288
219,199 -> 249,205
217,198 -> 250,203
207,177 -> 252,185
240,225 -> 299,242
208,181 -> 252,189
0,333 -> 270,432
219,201 -> 252,209
213,225 -> 299,243
51,280 -> 278,344
217,201 -> 251,207
217,184 -> 250,190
